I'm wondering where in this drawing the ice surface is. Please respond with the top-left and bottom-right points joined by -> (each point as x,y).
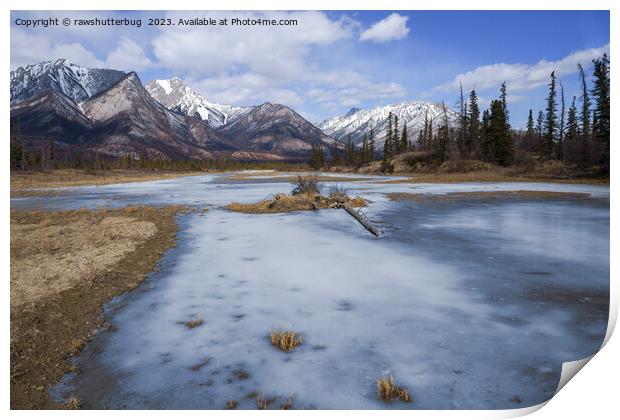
12,174 -> 609,409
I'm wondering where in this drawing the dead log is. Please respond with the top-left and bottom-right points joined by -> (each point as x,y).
340,203 -> 382,237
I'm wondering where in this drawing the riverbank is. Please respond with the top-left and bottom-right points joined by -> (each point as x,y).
10,205 -> 189,409
10,170 -> 205,194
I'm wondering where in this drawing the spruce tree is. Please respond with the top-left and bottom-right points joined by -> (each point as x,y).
543,71 -> 557,160
487,99 -> 513,166
565,96 -> 579,162
500,82 -> 509,125
578,63 -> 591,165
558,82 -> 565,160
428,118 -> 433,152
591,54 -> 610,162
536,110 -> 544,139
332,139 -> 341,166
526,109 -> 535,137
421,111 -> 429,150
393,115 -> 400,154
467,89 -> 480,158
401,122 -> 409,152
384,113 -> 393,161
369,126 -> 376,161
433,102 -> 451,162
480,110 -> 490,160
361,133 -> 368,164
458,82 -> 468,157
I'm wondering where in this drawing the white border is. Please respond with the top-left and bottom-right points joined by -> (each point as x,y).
3,1 -> 616,419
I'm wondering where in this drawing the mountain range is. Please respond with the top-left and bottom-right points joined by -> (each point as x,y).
10,59 -> 458,161
317,102 -> 459,149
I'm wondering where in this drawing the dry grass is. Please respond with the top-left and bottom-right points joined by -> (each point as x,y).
63,395 -> 81,410
256,394 -> 275,410
377,376 -> 413,403
226,400 -> 238,409
11,169 -> 203,193
375,171 -> 609,185
280,396 -> 294,410
227,192 -> 367,214
184,318 -> 204,329
10,205 -> 187,409
270,330 -> 303,352
387,190 -> 594,203
231,368 -> 250,381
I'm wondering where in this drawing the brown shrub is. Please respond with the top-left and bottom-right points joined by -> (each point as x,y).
377,376 -> 412,403
270,329 -> 303,352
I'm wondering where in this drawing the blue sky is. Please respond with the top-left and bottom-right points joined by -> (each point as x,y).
11,10 -> 609,127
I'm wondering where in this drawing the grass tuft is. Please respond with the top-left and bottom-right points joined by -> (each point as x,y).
256,394 -> 275,410
377,376 -> 412,403
270,329 -> 303,352
291,176 -> 320,196
280,396 -> 294,410
184,318 -> 204,329
64,395 -> 81,409
226,400 -> 238,409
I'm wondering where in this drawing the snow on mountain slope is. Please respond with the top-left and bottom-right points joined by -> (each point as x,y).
10,59 -> 126,105
318,101 -> 459,149
146,77 -> 252,128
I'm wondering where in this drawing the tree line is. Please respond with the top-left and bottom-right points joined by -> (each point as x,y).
310,53 -> 610,171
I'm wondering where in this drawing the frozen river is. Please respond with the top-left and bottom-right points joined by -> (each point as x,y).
12,172 -> 610,409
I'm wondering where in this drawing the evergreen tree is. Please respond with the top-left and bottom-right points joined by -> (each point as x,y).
361,133 -> 368,164
400,122 -> 409,152
393,115 -> 400,154
309,144 -> 325,170
565,96 -> 579,162
543,71 -> 557,159
369,126 -> 376,161
536,110 -> 544,139
433,102 -> 452,162
591,54 -> 610,163
480,110 -> 490,160
428,118 -> 433,151
578,63 -> 591,165
331,139 -> 342,166
500,82 -> 509,125
10,138 -> 23,169
558,82 -> 565,160
467,89 -> 480,158
486,99 -> 513,165
384,113 -> 393,161
420,111 -> 429,150
526,109 -> 535,137
457,82 -> 468,157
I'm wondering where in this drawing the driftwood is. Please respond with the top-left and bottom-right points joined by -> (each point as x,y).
339,203 -> 382,237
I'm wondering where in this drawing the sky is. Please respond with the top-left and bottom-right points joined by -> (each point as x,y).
10,10 -> 610,127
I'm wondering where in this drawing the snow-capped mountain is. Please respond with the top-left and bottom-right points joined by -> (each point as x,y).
146,77 -> 252,128
10,59 -> 125,105
318,101 -> 459,149
219,102 -> 333,158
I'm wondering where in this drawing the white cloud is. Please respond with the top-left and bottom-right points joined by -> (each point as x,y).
11,29 -> 104,69
306,75 -> 406,108
152,11 -> 354,80
435,44 -> 610,93
11,29 -> 152,73
360,13 -> 410,43
106,38 -> 152,71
